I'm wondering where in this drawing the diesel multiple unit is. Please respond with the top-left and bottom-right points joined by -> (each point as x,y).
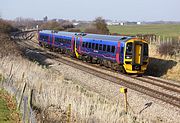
38,30 -> 149,74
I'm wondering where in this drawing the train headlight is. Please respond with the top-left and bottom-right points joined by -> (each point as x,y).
125,55 -> 132,59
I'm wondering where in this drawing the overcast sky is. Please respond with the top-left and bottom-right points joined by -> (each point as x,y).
0,0 -> 180,21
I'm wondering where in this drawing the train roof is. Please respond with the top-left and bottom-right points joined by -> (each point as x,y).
39,30 -> 76,37
39,30 -> 133,41
82,33 -> 132,41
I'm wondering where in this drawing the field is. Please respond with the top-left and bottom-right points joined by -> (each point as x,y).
108,24 -> 180,37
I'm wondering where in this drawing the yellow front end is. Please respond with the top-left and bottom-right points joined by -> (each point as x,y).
123,39 -> 149,74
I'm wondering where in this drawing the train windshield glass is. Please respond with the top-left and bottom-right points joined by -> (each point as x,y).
126,42 -> 133,55
143,43 -> 148,56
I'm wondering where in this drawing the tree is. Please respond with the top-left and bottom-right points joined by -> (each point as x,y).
94,17 -> 109,34
84,17 -> 109,34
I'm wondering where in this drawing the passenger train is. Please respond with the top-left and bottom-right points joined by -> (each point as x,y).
38,30 -> 149,74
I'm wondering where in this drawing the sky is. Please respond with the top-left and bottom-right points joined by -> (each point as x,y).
0,0 -> 180,21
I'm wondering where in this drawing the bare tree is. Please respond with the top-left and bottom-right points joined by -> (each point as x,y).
94,17 -> 109,34
84,17 -> 109,34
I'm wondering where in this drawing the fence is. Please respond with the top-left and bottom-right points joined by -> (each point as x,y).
0,76 -> 36,123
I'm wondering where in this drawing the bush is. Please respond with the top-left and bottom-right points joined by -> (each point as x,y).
0,33 -> 21,58
61,21 -> 74,30
40,21 -> 64,31
0,19 -> 18,33
158,40 -> 180,56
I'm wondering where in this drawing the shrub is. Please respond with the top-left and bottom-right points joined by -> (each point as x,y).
0,19 -> 18,33
158,40 -> 180,56
0,33 -> 21,58
61,21 -> 74,30
40,21 -> 64,31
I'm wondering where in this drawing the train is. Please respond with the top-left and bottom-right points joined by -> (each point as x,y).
38,30 -> 149,74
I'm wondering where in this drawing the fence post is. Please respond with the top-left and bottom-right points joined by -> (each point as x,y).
120,87 -> 128,113
27,89 -> 33,123
17,82 -> 27,110
67,104 -> 71,123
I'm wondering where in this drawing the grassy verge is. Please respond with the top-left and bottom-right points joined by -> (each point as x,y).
0,89 -> 21,123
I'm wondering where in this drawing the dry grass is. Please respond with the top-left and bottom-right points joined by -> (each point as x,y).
148,44 -> 180,81
0,55 -> 150,122
0,32 -> 21,58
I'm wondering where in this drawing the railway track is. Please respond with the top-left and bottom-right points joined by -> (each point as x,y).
14,32 -> 180,108
37,50 -> 180,108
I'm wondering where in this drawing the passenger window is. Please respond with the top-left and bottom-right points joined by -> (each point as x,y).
103,45 -> 106,51
46,36 -> 48,40
92,43 -> 95,49
57,38 -> 59,43
99,44 -> 102,50
107,45 -> 110,52
88,42 -> 92,48
82,42 -> 85,47
86,42 -> 88,48
126,42 -> 133,55
111,46 -> 115,53
95,44 -> 99,50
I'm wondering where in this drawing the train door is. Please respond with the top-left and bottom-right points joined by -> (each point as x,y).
71,36 -> 75,53
120,42 -> 125,64
71,36 -> 79,58
134,42 -> 143,65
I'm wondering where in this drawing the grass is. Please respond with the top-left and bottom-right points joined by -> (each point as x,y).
0,90 -> 10,122
108,24 -> 180,37
0,89 -> 21,123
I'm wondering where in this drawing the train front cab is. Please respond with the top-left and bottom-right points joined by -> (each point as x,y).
123,39 -> 148,74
